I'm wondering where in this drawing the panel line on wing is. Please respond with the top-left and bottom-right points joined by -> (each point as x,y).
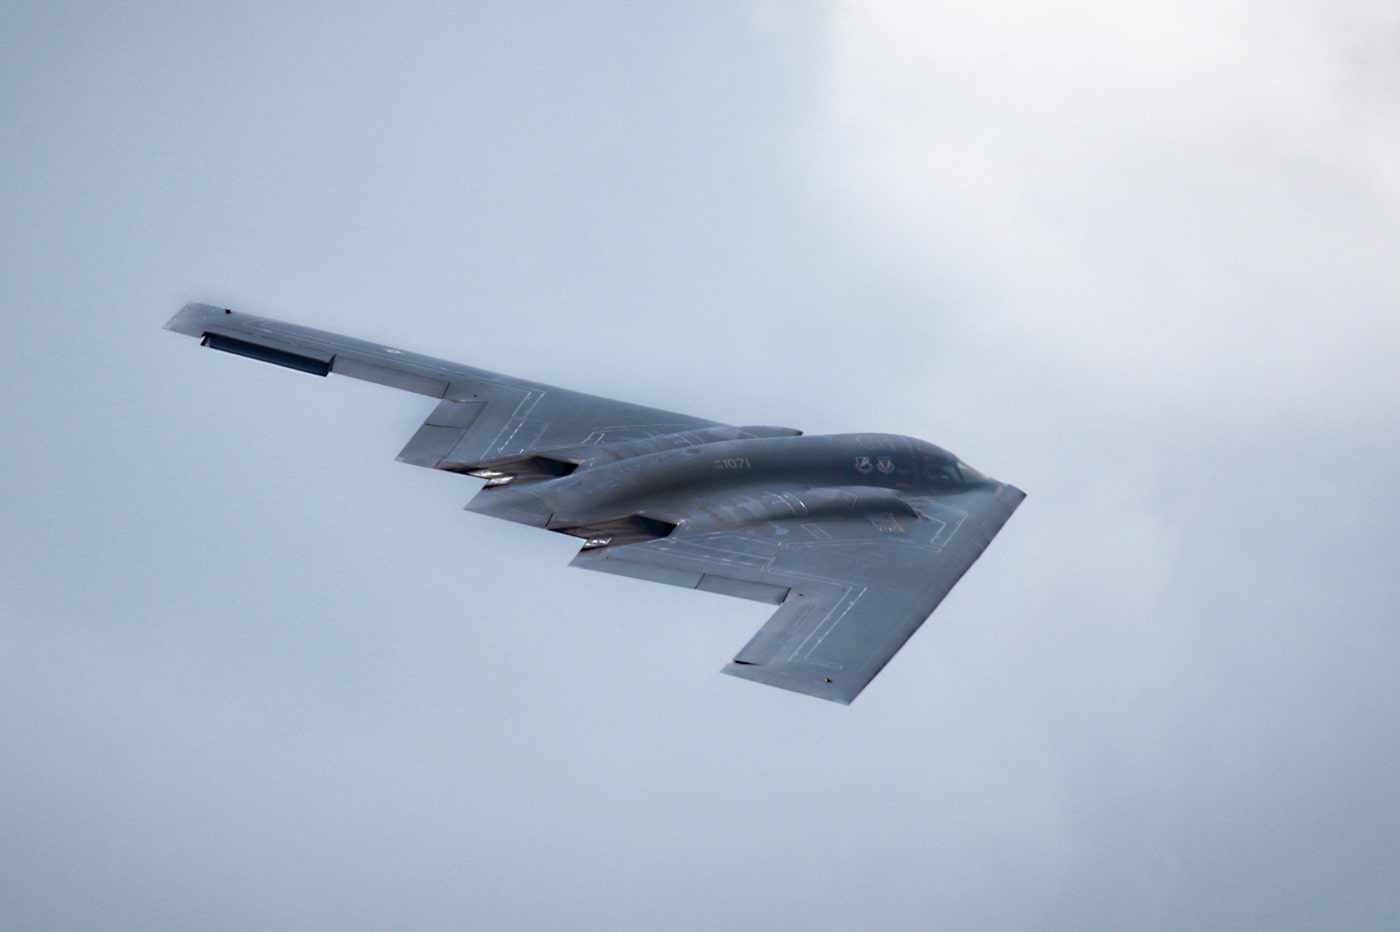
791,586 -> 867,663
493,391 -> 544,456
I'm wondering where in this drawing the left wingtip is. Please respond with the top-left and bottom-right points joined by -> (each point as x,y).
164,302 -> 235,336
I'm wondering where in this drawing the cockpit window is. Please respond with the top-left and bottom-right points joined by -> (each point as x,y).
921,456 -> 988,487
923,459 -> 963,485
956,461 -> 987,484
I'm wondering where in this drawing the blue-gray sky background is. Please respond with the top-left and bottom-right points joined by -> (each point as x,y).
3,2 -> 1397,928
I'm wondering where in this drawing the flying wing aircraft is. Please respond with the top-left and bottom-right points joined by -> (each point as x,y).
165,303 -> 1024,703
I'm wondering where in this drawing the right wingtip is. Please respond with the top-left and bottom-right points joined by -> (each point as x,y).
721,661 -> 860,705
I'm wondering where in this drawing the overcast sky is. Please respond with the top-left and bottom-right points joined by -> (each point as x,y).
3,2 -> 1398,929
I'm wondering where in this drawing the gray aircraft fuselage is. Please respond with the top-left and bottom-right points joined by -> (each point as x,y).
480,432 -> 987,546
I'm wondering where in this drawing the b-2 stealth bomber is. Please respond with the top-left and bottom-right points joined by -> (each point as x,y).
165,303 -> 1023,703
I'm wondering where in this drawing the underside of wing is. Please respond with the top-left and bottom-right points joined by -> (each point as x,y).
572,484 -> 1025,703
165,303 -> 731,470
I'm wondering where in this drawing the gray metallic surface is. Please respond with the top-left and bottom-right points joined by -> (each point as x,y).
165,303 -> 1024,703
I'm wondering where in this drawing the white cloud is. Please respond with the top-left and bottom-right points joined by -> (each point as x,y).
815,0 -> 1400,422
